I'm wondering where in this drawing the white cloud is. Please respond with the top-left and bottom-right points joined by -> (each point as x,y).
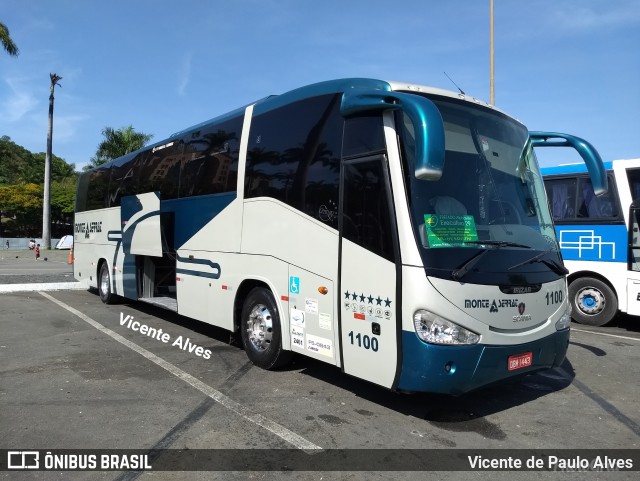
53,113 -> 91,143
177,52 -> 193,97
1,78 -> 40,122
549,2 -> 640,31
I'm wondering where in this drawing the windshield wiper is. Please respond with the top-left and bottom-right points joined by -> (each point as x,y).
507,250 -> 569,275
452,241 -> 531,281
463,240 -> 532,249
540,258 -> 570,276
452,250 -> 489,281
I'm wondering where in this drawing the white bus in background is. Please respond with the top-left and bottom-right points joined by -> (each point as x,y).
74,78 -> 607,394
543,158 -> 640,326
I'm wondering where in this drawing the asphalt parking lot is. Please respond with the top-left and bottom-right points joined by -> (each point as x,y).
1,256 -> 639,480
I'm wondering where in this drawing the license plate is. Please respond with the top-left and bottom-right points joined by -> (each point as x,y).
508,352 -> 533,371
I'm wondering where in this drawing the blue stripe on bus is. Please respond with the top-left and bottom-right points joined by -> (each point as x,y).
397,329 -> 569,395
176,268 -> 221,280
175,253 -> 221,271
555,224 -> 627,262
161,192 -> 236,248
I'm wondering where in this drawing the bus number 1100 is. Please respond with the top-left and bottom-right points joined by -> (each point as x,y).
348,331 -> 379,352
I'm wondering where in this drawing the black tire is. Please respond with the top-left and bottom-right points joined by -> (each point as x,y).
98,262 -> 115,304
568,277 -> 617,327
240,287 -> 292,369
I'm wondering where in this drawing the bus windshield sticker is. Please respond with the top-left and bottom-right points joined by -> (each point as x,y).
424,214 -> 478,248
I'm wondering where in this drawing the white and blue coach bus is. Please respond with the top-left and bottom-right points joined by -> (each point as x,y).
74,79 -> 607,394
543,158 -> 640,327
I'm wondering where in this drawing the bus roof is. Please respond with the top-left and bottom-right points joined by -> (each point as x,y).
85,78 -> 517,173
250,78 -> 510,117
543,159 -> 640,176
541,160 -> 615,176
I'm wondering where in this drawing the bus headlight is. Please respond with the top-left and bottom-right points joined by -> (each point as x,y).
555,302 -> 572,331
413,310 -> 480,345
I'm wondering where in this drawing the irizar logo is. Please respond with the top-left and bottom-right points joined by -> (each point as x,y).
490,300 -> 498,313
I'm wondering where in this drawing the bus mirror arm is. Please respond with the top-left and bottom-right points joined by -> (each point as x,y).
529,131 -> 608,196
341,90 -> 446,181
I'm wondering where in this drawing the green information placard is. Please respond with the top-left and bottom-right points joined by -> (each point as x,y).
424,214 -> 478,248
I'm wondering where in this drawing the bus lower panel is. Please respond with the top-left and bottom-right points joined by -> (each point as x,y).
397,329 -> 570,395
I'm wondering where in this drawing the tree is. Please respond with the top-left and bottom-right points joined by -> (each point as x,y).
84,125 -> 153,170
0,21 -> 18,56
0,184 -> 42,236
0,136 -> 75,184
43,73 -> 62,250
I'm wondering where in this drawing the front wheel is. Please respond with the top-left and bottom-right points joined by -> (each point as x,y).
241,287 -> 292,369
568,277 -> 617,327
98,262 -> 115,304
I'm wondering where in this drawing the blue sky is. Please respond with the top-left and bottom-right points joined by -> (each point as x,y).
1,0 -> 638,171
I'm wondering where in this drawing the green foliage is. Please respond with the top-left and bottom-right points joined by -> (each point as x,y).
84,125 -> 153,170
0,21 -> 19,56
0,136 -> 76,184
0,136 -> 77,236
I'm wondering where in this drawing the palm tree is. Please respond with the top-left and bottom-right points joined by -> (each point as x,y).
43,73 -> 62,250
0,21 -> 19,56
85,126 -> 153,169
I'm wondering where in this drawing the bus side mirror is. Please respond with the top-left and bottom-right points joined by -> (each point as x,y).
529,131 -> 608,196
341,90 -> 445,180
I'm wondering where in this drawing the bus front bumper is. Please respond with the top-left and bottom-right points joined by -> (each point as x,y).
397,328 -> 570,395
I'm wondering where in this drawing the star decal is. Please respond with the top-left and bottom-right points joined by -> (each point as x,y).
351,292 -> 358,300
367,294 -> 374,304
359,293 -> 365,302
344,290 -> 350,300
376,296 -> 382,306
384,298 -> 392,307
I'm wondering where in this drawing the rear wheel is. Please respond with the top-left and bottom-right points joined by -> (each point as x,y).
98,262 -> 115,304
241,287 -> 292,369
568,277 -> 617,327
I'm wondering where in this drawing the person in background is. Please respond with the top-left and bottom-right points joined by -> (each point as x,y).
34,243 -> 40,260
5,240 -> 8,249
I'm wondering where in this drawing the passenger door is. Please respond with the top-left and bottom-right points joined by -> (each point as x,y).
339,136 -> 400,388
626,202 -> 640,315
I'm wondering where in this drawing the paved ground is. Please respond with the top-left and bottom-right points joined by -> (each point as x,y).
0,249 -> 75,284
0,255 -> 638,480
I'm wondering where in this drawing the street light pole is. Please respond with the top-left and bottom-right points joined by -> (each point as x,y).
490,0 -> 495,105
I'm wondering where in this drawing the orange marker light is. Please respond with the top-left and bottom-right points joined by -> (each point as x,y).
318,286 -> 328,295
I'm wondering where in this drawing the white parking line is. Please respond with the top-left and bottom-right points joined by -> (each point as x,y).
39,291 -> 322,453
0,282 -> 85,293
572,328 -> 640,342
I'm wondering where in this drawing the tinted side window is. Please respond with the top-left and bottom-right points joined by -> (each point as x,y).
343,115 -> 385,158
245,94 -> 342,227
544,174 -> 621,223
138,141 -> 183,199
627,168 -> 640,201
180,116 -> 242,197
544,177 -> 577,220
577,176 -> 619,219
86,166 -> 110,210
108,152 -> 140,207
75,172 -> 90,212
342,158 -> 395,262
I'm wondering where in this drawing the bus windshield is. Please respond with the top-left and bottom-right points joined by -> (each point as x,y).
399,96 -> 561,285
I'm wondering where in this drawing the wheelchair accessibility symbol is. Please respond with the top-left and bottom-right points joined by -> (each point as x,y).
289,276 -> 300,294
